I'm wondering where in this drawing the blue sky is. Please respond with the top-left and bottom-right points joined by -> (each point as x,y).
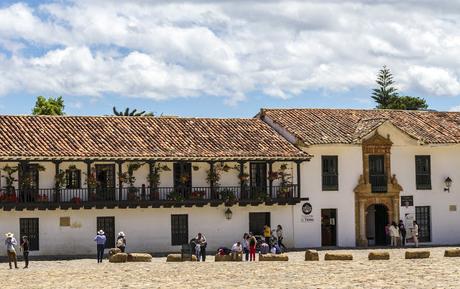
1,0 -> 460,117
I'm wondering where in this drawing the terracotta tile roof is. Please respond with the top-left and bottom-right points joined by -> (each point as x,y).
261,108 -> 460,145
0,115 -> 310,160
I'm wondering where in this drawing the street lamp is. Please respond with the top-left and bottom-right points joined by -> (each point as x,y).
444,177 -> 453,192
224,208 -> 233,220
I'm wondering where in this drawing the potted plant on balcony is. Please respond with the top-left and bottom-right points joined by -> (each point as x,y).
147,164 -> 170,200
36,194 -> 49,202
238,171 -> 250,199
167,190 -> 185,202
119,162 -> 143,201
1,165 -> 18,201
276,164 -> 293,198
84,168 -> 97,201
219,188 -> 236,205
190,190 -> 206,200
70,196 -> 81,205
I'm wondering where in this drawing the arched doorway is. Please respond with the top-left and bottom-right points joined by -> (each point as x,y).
366,204 -> 389,246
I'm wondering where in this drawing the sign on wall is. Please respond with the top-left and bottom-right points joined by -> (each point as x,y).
302,202 -> 312,215
401,196 -> 414,207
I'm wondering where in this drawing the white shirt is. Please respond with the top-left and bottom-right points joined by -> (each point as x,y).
231,243 -> 242,253
389,226 -> 399,237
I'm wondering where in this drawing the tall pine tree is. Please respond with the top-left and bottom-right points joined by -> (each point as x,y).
371,65 -> 399,109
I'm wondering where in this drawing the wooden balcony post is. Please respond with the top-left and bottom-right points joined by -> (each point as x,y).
268,161 -> 273,199
18,160 -> 29,202
148,161 -> 157,200
85,160 -> 92,201
117,161 -> 123,202
209,161 -> 216,199
296,161 -> 302,198
239,161 -> 246,199
53,160 -> 62,203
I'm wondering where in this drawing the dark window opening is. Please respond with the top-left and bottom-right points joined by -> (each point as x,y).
66,169 -> 81,189
415,156 -> 431,190
20,218 -> 39,251
322,156 -> 338,191
415,206 -> 431,242
369,155 -> 387,193
171,214 -> 189,246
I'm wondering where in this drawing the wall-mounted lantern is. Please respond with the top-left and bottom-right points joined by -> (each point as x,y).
224,208 -> 233,220
444,177 -> 453,192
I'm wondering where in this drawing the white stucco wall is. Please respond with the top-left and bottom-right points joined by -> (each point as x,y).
0,205 -> 295,256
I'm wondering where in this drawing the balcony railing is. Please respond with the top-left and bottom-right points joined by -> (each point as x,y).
370,174 -> 387,193
0,185 -> 299,207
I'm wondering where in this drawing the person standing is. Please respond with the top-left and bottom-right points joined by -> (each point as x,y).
249,233 -> 257,262
195,232 -> 207,261
412,221 -> 419,248
384,223 -> 390,246
4,232 -> 18,269
398,220 -> 406,247
116,232 -> 126,253
389,222 -> 399,247
242,233 -> 250,261
94,230 -> 106,263
263,225 -> 271,247
20,236 -> 30,269
276,225 -> 287,252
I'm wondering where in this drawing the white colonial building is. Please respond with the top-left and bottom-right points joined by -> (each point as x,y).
0,115 -> 309,255
261,108 -> 460,248
1,108 -> 459,256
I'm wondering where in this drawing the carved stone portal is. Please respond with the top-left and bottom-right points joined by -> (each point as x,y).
354,131 -> 403,246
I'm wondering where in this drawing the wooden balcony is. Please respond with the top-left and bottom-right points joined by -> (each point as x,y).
0,185 -> 300,210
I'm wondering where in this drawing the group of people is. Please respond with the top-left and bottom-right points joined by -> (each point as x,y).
386,220 -> 419,248
4,232 -> 29,269
190,232 -> 207,261
94,230 -> 127,263
216,224 -> 287,262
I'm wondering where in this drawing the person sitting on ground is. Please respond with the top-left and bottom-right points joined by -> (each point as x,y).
217,247 -> 232,256
231,241 -> 243,260
270,243 -> 281,254
260,241 -> 270,254
116,232 -> 126,253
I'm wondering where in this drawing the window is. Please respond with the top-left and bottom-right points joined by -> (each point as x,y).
97,217 -> 115,249
369,155 -> 387,193
415,156 -> 431,190
415,206 -> 431,242
322,156 -> 338,191
249,212 -> 270,236
66,169 -> 81,189
20,218 -> 39,251
250,163 -> 267,188
171,214 -> 188,246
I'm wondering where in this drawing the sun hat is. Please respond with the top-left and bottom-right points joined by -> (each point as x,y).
5,232 -> 14,238
118,231 -> 125,237
97,230 -> 105,235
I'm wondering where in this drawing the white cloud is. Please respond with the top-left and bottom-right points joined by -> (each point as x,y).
0,1 -> 460,104
450,105 -> 460,112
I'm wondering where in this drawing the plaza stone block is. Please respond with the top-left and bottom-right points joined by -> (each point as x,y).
444,249 -> 460,257
405,251 -> 430,259
368,252 -> 390,260
215,254 -> 243,262
127,253 -> 152,262
305,250 -> 319,261
109,253 -> 128,263
259,253 -> 289,261
324,253 -> 353,261
166,254 -> 198,262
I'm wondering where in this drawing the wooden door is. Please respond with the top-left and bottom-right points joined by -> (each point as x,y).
249,212 -> 270,236
321,209 -> 337,246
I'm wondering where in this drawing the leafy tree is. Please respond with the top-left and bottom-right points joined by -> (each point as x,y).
113,107 -> 154,116
386,96 -> 428,110
371,65 -> 399,109
372,66 -> 428,110
32,96 -> 65,115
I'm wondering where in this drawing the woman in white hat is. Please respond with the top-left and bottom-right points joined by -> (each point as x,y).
94,230 -> 106,263
4,232 -> 18,269
116,232 -> 126,253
